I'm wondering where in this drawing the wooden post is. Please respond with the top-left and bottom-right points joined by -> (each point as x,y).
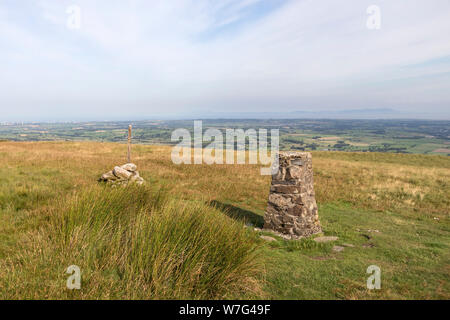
127,125 -> 132,163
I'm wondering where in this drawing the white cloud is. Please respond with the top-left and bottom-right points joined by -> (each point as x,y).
0,0 -> 450,120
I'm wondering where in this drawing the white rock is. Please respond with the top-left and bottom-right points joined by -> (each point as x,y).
314,236 -> 338,243
121,163 -> 137,172
130,174 -> 143,182
113,166 -> 132,179
101,171 -> 116,181
260,235 -> 277,242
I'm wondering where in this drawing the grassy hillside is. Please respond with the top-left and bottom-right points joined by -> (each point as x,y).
0,141 -> 449,299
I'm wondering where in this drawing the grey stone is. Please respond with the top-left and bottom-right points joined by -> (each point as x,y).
332,245 -> 345,252
291,159 -> 303,166
121,163 -> 137,172
270,185 -> 300,194
260,235 -> 277,242
268,193 -> 292,208
100,171 -> 116,181
264,152 -> 321,238
100,164 -> 145,186
342,243 -> 355,247
113,166 -> 133,180
130,174 -> 140,182
130,171 -> 140,179
314,236 -> 339,243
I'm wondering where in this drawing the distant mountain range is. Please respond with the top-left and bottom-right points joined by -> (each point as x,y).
3,108 -> 449,123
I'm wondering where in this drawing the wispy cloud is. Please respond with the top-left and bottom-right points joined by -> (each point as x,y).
0,0 -> 449,120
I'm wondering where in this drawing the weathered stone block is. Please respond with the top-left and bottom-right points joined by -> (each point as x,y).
270,185 -> 300,194
121,163 -> 137,172
264,152 -> 321,238
100,171 -> 116,181
113,166 -> 133,180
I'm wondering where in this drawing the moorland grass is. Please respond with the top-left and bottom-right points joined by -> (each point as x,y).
1,184 -> 262,299
0,141 -> 448,299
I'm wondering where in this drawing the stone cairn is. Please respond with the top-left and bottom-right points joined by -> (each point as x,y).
264,152 -> 321,238
98,163 -> 144,186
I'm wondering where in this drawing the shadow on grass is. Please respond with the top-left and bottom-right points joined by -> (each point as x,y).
208,200 -> 264,228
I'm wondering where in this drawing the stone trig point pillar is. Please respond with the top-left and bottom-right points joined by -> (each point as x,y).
264,152 -> 322,238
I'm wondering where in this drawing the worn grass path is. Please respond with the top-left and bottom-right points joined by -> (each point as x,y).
0,141 -> 448,299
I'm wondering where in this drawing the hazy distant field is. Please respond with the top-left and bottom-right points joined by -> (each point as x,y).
0,141 -> 448,299
1,119 -> 449,155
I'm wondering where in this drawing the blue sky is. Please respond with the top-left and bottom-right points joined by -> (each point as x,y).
1,0 -> 450,121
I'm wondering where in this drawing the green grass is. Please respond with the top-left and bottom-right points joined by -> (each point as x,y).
1,119 -> 449,154
0,141 -> 448,299
313,151 -> 450,168
1,185 -> 263,299
262,203 -> 449,299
